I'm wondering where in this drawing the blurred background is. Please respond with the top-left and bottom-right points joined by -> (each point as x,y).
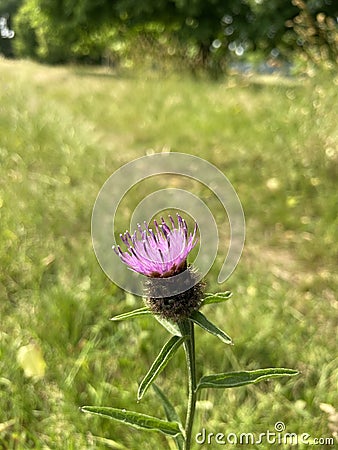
0,0 -> 337,449
0,0 -> 337,72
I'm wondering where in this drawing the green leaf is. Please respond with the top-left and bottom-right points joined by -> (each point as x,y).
138,336 -> 186,401
110,307 -> 151,321
152,384 -> 182,424
197,368 -> 299,391
153,314 -> 182,336
152,384 -> 184,450
189,311 -> 233,345
80,406 -> 182,436
202,291 -> 232,306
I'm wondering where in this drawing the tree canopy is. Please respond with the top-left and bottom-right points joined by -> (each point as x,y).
2,0 -> 337,69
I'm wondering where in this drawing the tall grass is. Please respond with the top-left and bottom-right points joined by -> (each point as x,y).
0,59 -> 337,449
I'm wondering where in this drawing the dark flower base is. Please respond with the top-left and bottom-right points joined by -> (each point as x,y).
144,266 -> 205,322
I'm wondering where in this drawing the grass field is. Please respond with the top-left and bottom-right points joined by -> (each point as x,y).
0,58 -> 337,449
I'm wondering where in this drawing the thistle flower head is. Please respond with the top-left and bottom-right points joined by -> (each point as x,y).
113,213 -> 197,278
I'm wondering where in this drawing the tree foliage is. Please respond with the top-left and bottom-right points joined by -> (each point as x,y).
8,0 -> 338,69
0,0 -> 22,56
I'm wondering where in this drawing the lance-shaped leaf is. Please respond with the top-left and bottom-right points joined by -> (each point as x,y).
138,336 -> 186,401
80,406 -> 182,436
110,307 -> 151,321
202,291 -> 232,306
196,368 -> 299,391
152,384 -> 184,450
153,314 -> 182,336
189,311 -> 233,345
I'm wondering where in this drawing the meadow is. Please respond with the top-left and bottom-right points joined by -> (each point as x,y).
0,58 -> 337,449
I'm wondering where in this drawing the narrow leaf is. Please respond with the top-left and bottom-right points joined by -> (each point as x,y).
153,314 -> 182,336
152,384 -> 181,424
138,336 -> 186,400
189,311 -> 232,345
152,384 -> 184,450
110,307 -> 151,321
80,406 -> 182,436
202,291 -> 232,306
197,368 -> 299,391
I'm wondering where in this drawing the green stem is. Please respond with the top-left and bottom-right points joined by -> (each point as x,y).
179,319 -> 197,450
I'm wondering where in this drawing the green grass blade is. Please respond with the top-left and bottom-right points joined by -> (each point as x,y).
197,368 -> 299,391
91,435 -> 129,450
202,291 -> 233,305
153,314 -> 182,336
110,307 -> 151,321
189,311 -> 233,345
138,336 -> 186,401
80,406 -> 182,436
152,384 -> 184,450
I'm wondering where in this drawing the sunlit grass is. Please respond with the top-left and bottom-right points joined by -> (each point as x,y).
0,59 -> 337,449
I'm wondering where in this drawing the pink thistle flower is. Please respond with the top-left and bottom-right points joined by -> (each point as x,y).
113,214 -> 197,278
